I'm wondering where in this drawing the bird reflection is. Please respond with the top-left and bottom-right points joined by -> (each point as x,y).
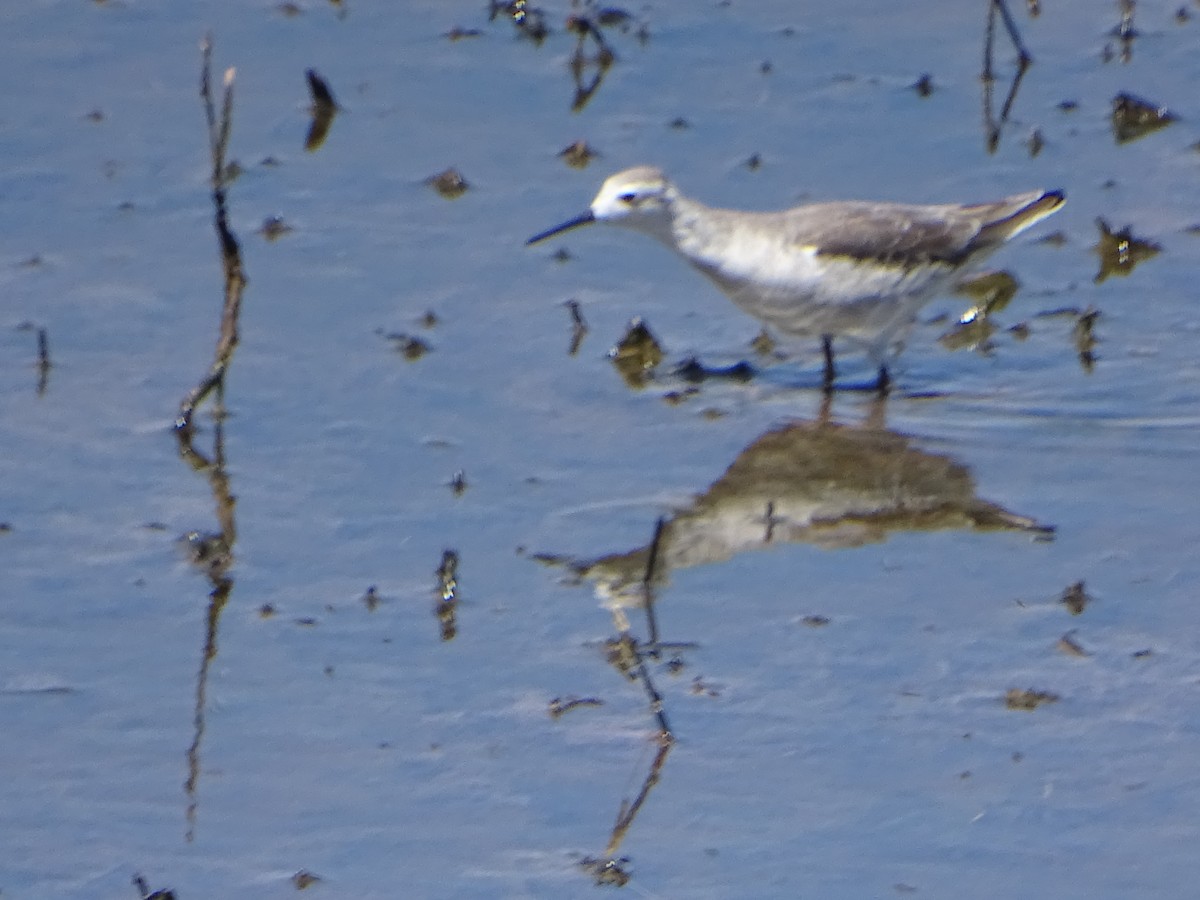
552,413 -> 1052,609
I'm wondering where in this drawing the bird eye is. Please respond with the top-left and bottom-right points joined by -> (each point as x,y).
617,192 -> 638,204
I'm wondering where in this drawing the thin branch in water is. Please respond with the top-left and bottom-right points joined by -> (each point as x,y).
177,37 -> 243,845
177,37 -> 245,438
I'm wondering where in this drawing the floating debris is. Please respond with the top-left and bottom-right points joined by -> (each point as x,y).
1005,688 -> 1059,710
956,270 -> 1019,319
912,73 -> 935,97
548,695 -> 604,718
608,317 -> 663,388
84,108 -> 105,123
1060,580 -> 1092,615
940,271 -> 1018,353
488,0 -> 549,43
580,856 -> 631,887
1057,631 -> 1090,657
559,139 -> 598,168
179,530 -> 231,573
750,328 -> 776,356
361,585 -> 381,611
1026,127 -> 1044,157
426,167 -> 470,199
387,332 -> 430,361
449,470 -> 468,496
1093,218 -> 1160,283
668,116 -> 690,130
303,68 -> 339,152
801,614 -> 831,627
594,6 -> 634,28
259,215 -> 293,241
1111,92 -> 1175,144
444,25 -> 483,40
1057,99 -> 1079,112
133,874 -> 177,900
744,152 -> 763,171
1073,307 -> 1100,372
258,603 -> 276,618
602,635 -> 640,678
292,870 -> 322,889
661,387 -> 698,405
420,309 -> 439,329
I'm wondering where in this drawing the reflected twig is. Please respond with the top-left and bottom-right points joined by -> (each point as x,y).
565,299 -> 588,356
1110,0 -> 1137,63
182,411 -> 237,842
303,68 -> 339,152
985,0 -> 1031,71
35,326 -> 51,396
981,0 -> 1032,153
178,36 -> 244,844
1072,306 -> 1100,373
575,515 -> 676,884
435,549 -> 460,641
580,736 -> 672,884
567,10 -> 616,112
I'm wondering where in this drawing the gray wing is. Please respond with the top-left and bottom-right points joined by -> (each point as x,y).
786,193 -> 1054,267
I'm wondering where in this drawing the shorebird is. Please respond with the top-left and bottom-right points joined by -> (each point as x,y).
527,165 -> 1064,392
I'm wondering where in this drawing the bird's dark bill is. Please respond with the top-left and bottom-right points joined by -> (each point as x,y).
527,211 -> 596,245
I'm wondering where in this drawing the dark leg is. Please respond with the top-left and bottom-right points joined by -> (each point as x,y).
875,364 -> 892,396
821,336 -> 836,393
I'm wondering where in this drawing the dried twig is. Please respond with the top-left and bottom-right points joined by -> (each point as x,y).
176,35 -> 246,438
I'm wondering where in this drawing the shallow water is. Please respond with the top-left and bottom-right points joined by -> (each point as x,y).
3,1 -> 1200,897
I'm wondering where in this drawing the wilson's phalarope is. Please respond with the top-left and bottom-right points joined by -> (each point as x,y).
528,166 -> 1064,392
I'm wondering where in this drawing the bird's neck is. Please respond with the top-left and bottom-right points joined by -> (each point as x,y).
667,197 -> 743,268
